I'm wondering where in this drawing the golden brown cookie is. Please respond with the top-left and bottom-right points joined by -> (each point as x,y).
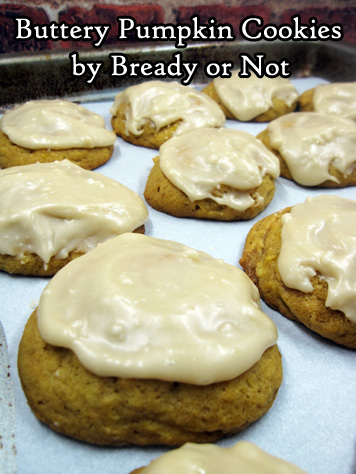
257,113 -> 356,188
0,130 -> 114,170
18,310 -> 282,446
0,100 -> 117,170
0,159 -> 148,276
298,82 -> 356,119
111,104 -> 181,149
144,157 -> 276,221
203,82 -> 297,122
202,74 -> 298,123
110,81 -> 225,150
240,207 -> 356,349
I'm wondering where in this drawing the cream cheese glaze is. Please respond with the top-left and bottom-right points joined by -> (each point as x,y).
213,70 -> 298,121
159,127 -> 280,211
0,160 -> 148,265
37,233 -> 278,384
138,441 -> 307,474
110,80 -> 225,136
279,195 -> 356,323
312,82 -> 356,120
0,99 -> 116,149
267,112 -> 356,186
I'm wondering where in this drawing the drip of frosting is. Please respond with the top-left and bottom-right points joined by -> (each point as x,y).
0,99 -> 116,149
159,127 -> 280,211
213,70 -> 298,121
139,442 -> 307,474
110,81 -> 225,136
0,160 -> 148,265
37,233 -> 278,384
313,82 -> 356,120
278,195 -> 356,323
267,112 -> 356,186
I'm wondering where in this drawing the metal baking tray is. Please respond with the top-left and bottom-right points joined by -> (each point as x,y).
1,40 -> 356,108
0,41 -> 356,474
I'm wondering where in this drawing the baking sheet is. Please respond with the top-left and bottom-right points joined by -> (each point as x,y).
1,75 -> 356,474
2,40 -> 356,109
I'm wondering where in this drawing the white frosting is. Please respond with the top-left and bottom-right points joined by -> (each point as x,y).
0,160 -> 148,265
37,233 -> 278,385
267,112 -> 356,186
0,99 -> 116,149
313,82 -> 356,120
159,128 -> 280,211
139,441 -> 307,474
110,80 -> 225,136
279,195 -> 356,323
213,70 -> 298,121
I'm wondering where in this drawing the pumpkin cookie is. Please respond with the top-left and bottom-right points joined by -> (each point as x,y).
0,99 -> 116,170
298,82 -> 356,120
257,112 -> 356,187
18,234 -> 282,446
240,195 -> 356,349
144,128 -> 279,220
0,160 -> 147,276
202,70 -> 298,122
110,81 -> 225,149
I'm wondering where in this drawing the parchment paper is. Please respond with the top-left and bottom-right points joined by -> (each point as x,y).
1,76 -> 355,474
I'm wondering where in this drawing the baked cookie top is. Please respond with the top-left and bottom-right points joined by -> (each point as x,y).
266,112 -> 356,186
0,160 -> 148,266
312,82 -> 356,120
135,441 -> 307,474
159,127 -> 280,211
110,80 -> 225,137
0,99 -> 116,149
37,233 -> 278,385
212,70 -> 298,121
279,195 -> 356,324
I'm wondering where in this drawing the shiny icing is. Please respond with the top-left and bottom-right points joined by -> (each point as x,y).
313,82 -> 356,120
110,80 -> 225,136
139,441 -> 307,474
267,112 -> 356,186
159,127 -> 280,211
213,70 -> 298,121
0,99 -> 116,149
0,160 -> 148,265
279,195 -> 356,323
37,233 -> 278,384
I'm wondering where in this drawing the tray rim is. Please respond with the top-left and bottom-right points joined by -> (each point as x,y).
1,40 -> 356,108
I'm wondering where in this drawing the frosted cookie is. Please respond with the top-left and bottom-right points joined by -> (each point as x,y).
240,195 -> 356,349
202,70 -> 298,122
299,82 -> 356,120
0,99 -> 116,170
110,80 -> 225,149
257,112 -> 356,187
18,233 -> 282,446
0,160 -> 148,276
130,441 -> 307,474
144,128 -> 280,220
